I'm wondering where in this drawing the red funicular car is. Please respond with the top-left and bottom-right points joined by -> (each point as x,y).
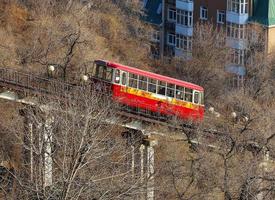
90,60 -> 204,121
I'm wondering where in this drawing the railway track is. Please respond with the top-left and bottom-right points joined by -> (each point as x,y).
0,66 -> 233,150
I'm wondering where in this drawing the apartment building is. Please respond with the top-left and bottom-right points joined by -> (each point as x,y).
142,0 -> 163,59
143,0 -> 275,87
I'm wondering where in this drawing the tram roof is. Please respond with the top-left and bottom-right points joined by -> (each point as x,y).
95,60 -> 204,91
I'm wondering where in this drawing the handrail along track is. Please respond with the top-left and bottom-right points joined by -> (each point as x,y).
0,67 -> 75,97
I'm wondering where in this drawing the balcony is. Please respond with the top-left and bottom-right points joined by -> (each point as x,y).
176,24 -> 193,36
176,0 -> 193,12
226,37 -> 247,50
175,49 -> 192,60
226,11 -> 248,24
225,64 -> 246,76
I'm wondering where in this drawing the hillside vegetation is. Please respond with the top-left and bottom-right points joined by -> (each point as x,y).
0,1 -> 275,200
0,0 -> 151,77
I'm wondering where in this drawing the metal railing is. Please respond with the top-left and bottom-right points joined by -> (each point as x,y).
0,67 -> 76,97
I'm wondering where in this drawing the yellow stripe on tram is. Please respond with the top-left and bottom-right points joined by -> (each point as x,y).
120,86 -> 199,110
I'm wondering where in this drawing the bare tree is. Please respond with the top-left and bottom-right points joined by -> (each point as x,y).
0,0 -> 151,79
0,87 -> 146,200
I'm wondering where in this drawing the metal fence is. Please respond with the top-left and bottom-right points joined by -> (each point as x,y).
0,67 -> 76,97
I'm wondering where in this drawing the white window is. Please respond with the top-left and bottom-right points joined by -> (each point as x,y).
176,34 -> 192,52
167,33 -> 175,46
227,22 -> 247,39
230,49 -> 246,65
151,31 -> 160,42
176,9 -> 193,27
168,8 -> 176,22
230,75 -> 244,88
217,10 -> 225,24
227,0 -> 248,14
200,6 -> 208,20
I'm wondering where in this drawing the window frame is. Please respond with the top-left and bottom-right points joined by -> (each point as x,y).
193,90 -> 200,104
227,0 -> 248,14
151,30 -> 160,42
157,81 -> 167,96
200,6 -> 208,20
226,22 -> 247,40
217,10 -> 225,24
176,9 -> 193,27
176,34 -> 192,52
167,33 -> 176,46
166,83 -> 176,98
168,7 -> 176,22
92,64 -> 114,83
128,73 -> 138,88
121,71 -> 128,86
138,75 -> 148,91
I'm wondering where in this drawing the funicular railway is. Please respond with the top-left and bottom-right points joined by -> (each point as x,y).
0,63 -> 229,146
0,62 -> 229,199
0,63 -> 198,128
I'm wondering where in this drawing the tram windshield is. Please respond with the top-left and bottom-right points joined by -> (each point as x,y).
91,63 -> 113,82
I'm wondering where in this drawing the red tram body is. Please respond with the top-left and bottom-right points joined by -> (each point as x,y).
91,60 -> 204,121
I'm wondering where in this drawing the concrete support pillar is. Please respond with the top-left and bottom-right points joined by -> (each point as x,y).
143,136 -> 158,200
28,122 -> 33,182
131,145 -> 135,178
43,116 -> 54,188
140,144 -> 145,183
146,145 -> 155,200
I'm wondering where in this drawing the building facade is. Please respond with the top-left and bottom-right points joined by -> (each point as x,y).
143,0 -> 275,87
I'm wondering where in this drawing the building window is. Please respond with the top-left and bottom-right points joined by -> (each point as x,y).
176,34 -> 192,52
217,10 -> 225,24
176,9 -> 193,27
226,22 -> 247,39
168,8 -> 176,22
227,0 -> 248,14
167,33 -> 175,46
229,74 -> 244,88
200,6 -> 208,20
230,49 -> 246,65
151,31 -> 160,42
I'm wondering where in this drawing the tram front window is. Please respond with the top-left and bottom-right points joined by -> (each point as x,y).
93,64 -> 113,82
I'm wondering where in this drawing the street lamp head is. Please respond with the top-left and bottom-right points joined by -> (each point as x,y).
81,75 -> 89,82
48,65 -> 55,72
231,112 -> 237,119
208,106 -> 214,113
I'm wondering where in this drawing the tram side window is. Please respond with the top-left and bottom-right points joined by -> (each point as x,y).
194,91 -> 200,104
148,78 -> 157,93
97,65 -> 104,79
176,86 -> 184,100
129,73 -> 138,88
185,88 -> 193,102
114,69 -> 120,83
167,83 -> 175,98
138,76 -> 148,91
157,81 -> 166,95
106,67 -> 113,82
121,72 -> 127,85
